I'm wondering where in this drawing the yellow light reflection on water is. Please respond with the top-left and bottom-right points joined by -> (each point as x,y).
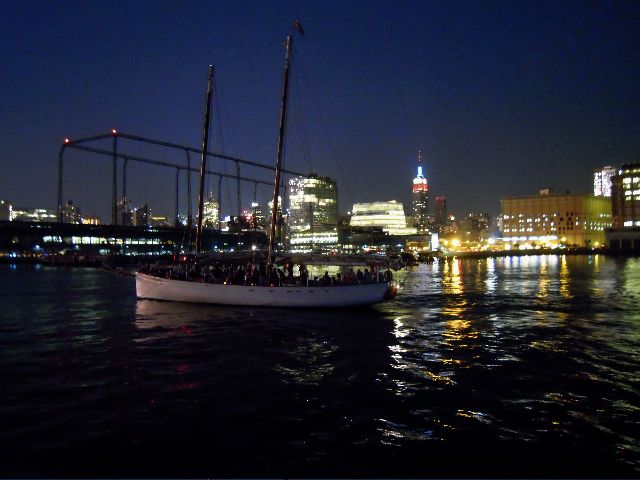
537,262 -> 549,300
442,258 -> 463,295
424,370 -> 455,385
443,319 -> 478,344
559,255 -> 572,299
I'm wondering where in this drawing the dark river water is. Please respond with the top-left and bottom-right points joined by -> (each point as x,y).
1,255 -> 639,478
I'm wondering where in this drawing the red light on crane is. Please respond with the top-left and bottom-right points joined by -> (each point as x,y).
112,129 -> 117,135
64,138 -> 70,143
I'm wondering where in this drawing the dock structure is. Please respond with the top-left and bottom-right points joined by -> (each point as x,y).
57,130 -> 311,227
0,220 -> 268,260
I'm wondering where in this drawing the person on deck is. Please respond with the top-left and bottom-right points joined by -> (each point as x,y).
300,265 -> 309,286
384,269 -> 393,282
364,268 -> 372,283
347,268 -> 356,284
286,263 -> 294,283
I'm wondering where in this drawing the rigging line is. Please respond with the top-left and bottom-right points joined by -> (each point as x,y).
214,71 -> 237,215
298,61 -> 355,210
223,170 -> 234,219
280,134 -> 288,214
279,74 -> 290,215
290,55 -> 313,174
207,74 -> 220,197
212,70 -> 227,154
217,37 -> 280,64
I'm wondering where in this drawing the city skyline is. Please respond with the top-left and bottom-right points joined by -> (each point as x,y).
0,157 -> 629,228
1,1 -> 639,221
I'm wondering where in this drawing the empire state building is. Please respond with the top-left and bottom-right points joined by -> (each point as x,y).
412,150 -> 429,233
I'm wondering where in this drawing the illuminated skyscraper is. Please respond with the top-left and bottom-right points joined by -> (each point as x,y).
61,200 -> 81,224
594,166 -> 615,197
412,150 -> 429,233
249,201 -> 266,230
288,174 -> 339,253
133,204 -> 150,227
203,192 -> 220,229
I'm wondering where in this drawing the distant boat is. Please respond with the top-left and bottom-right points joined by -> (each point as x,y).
136,31 -> 398,307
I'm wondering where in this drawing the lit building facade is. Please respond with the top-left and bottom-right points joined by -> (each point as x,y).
81,215 -> 102,225
412,150 -> 429,233
594,166 -> 616,197
149,216 -> 170,227
501,190 -> 611,247
288,174 -> 339,253
249,201 -> 266,230
458,213 -> 493,240
0,221 -> 265,258
133,204 -> 150,227
61,200 -> 81,224
607,163 -> 640,251
611,163 -> 640,228
177,214 -> 189,227
203,193 -> 220,229
350,201 -> 416,235
11,208 -> 58,223
0,200 -> 11,221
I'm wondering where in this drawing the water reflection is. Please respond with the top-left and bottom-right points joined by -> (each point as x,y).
274,336 -> 337,386
485,257 -> 497,294
442,258 -> 463,295
537,262 -> 550,301
623,257 -> 640,296
2,259 -> 640,476
135,299 -> 210,330
559,255 -> 572,299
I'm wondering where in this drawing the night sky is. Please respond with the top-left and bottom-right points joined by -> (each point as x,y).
1,0 -> 639,222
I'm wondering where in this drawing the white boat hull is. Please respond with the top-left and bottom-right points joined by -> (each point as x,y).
136,273 -> 395,307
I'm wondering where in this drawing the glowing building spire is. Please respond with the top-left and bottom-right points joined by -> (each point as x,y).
412,148 -> 429,233
413,149 -> 427,191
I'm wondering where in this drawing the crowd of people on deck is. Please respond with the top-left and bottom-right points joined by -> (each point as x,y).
139,261 -> 393,287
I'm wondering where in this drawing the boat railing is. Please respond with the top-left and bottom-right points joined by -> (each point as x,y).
139,264 -> 393,287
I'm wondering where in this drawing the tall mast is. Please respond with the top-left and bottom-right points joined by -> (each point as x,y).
268,35 -> 293,262
195,65 -> 214,254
